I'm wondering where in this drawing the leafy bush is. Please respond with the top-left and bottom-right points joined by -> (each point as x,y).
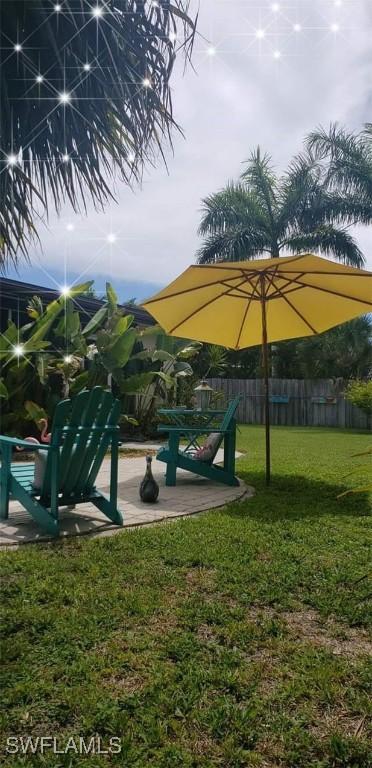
0,283 -> 151,436
132,332 -> 201,436
0,281 -> 92,435
0,284 -> 200,439
345,380 -> 372,416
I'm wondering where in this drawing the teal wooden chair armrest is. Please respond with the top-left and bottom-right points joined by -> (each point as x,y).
0,436 -> 52,451
0,387 -> 124,537
156,395 -> 241,488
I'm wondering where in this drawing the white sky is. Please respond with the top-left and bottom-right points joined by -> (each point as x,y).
21,0 -> 372,297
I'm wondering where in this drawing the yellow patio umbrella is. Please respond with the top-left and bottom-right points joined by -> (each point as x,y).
142,254 -> 372,484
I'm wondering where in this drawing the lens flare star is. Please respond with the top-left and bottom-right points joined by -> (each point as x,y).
13,345 -> 24,357
58,91 -> 71,105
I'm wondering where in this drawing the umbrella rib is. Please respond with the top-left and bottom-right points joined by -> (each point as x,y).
167,277 -> 249,335
281,277 -> 372,306
220,280 -> 257,299
266,272 -> 305,300
270,278 -> 318,334
226,293 -> 260,299
234,279 -> 267,360
263,264 -> 280,298
268,284 -> 304,300
220,280 -> 249,292
244,275 -> 263,300
236,294 -> 255,349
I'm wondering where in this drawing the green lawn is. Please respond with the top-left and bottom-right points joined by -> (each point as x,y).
1,426 -> 371,767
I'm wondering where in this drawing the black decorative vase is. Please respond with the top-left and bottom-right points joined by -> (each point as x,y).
140,456 -> 159,503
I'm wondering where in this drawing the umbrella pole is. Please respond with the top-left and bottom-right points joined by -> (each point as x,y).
260,292 -> 270,485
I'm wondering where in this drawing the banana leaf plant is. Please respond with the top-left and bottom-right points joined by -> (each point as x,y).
131,329 -> 201,435
0,281 -> 93,435
72,282 -> 157,398
0,281 -> 200,438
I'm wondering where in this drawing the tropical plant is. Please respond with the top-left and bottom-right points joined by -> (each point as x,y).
0,281 -> 93,435
203,345 -> 228,378
192,343 -> 229,380
0,283 -> 200,438
197,146 -> 370,266
75,282 -> 138,393
345,380 -> 372,418
75,285 -> 173,431
0,0 -> 195,267
133,330 -> 200,434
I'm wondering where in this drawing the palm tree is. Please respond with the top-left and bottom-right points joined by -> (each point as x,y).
306,123 -> 372,203
197,146 -> 371,266
0,1 -> 195,268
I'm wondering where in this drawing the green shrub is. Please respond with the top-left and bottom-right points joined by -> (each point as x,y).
345,380 -> 372,416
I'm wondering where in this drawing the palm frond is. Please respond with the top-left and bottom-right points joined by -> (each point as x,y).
280,147 -> 372,236
307,124 -> 357,160
362,123 -> 372,142
306,124 -> 372,200
198,182 -> 269,236
241,147 -> 278,225
196,228 -> 268,264
308,194 -> 372,227
278,151 -> 322,235
284,225 -> 365,267
0,0 -> 196,268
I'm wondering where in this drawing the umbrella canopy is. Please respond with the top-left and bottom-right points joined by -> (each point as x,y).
143,254 -> 371,349
142,254 -> 372,483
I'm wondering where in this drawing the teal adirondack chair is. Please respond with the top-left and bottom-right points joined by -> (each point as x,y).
0,387 -> 123,536
157,396 -> 241,487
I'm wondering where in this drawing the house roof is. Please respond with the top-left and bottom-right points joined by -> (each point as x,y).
0,277 -> 154,328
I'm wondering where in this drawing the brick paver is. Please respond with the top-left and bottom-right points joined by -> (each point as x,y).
0,451 -> 253,546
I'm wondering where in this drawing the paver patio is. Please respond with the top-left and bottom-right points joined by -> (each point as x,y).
0,449 -> 252,546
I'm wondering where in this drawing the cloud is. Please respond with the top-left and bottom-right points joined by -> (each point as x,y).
25,0 -> 372,284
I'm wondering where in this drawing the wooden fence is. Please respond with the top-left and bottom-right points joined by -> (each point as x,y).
206,378 -> 370,430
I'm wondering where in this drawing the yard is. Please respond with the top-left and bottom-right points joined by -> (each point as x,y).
1,426 -> 371,767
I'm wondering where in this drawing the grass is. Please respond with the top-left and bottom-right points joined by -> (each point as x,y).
0,426 -> 371,767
